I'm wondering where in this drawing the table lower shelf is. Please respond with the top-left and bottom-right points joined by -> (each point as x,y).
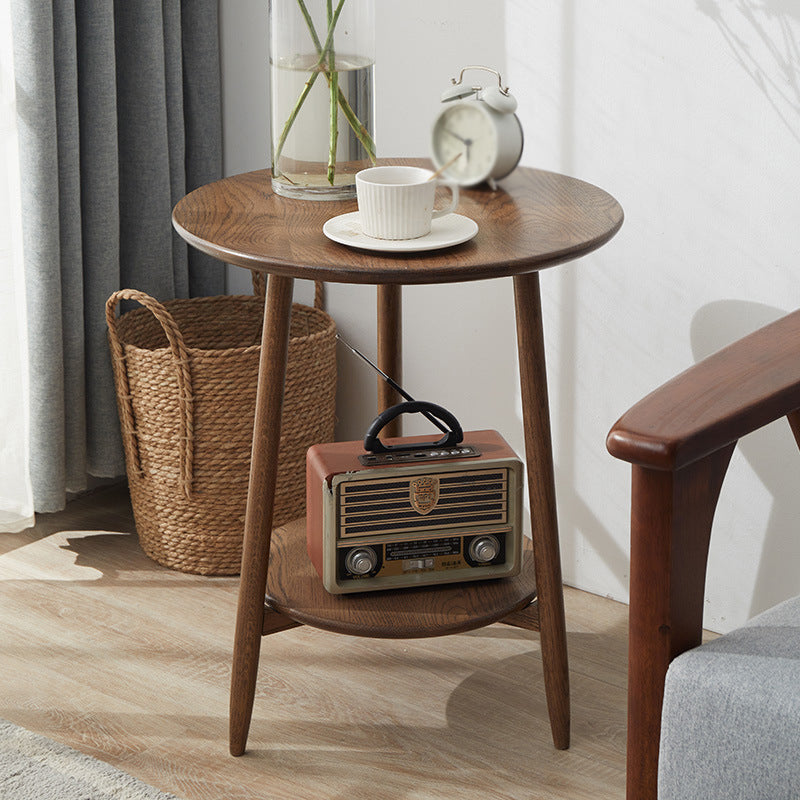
264,518 -> 538,639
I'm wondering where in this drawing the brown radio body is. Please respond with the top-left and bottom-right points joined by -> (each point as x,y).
306,429 -> 524,594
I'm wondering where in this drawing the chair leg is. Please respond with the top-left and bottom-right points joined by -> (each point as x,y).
626,446 -> 733,799
230,274 -> 295,756
513,272 -> 570,750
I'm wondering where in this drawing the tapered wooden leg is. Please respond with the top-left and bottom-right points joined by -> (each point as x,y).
230,274 -> 295,756
626,446 -> 733,799
377,284 -> 402,437
513,272 -> 570,750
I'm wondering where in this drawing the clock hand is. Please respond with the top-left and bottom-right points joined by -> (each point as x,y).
444,128 -> 469,145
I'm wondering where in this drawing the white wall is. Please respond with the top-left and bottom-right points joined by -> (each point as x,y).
220,1 -> 800,633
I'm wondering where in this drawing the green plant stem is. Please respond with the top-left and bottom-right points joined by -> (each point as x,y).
297,0 -> 376,160
299,0 -> 376,163
316,0 -> 346,68
296,0 -> 323,51
273,0 -> 376,179
326,0 -> 338,184
327,69 -> 339,183
273,70 -> 321,175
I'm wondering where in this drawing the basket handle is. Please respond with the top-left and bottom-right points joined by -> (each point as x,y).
105,289 -> 195,500
251,272 -> 325,310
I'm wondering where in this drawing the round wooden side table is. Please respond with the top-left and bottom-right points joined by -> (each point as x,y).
173,159 -> 623,757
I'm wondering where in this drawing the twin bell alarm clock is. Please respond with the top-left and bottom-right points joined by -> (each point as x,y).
431,65 -> 524,188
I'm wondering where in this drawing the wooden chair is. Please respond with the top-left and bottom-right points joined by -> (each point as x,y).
606,310 -> 800,800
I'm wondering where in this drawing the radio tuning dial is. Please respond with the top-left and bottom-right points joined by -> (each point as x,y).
469,535 -> 500,564
345,546 -> 378,575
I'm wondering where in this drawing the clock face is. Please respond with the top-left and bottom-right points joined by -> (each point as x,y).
432,102 -> 498,185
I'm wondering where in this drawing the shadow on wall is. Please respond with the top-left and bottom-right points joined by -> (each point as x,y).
686,3 -> 800,619
697,0 -> 800,144
549,0 -> 800,606
531,0 -> 632,596
691,300 -> 800,619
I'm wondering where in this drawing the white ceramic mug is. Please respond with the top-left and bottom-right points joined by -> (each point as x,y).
355,166 -> 459,240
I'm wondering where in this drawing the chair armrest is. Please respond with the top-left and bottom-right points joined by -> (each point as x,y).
607,309 -> 800,471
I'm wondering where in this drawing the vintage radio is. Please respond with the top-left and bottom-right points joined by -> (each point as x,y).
306,402 -> 524,594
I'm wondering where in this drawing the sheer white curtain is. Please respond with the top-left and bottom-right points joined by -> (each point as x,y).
0,0 -> 34,532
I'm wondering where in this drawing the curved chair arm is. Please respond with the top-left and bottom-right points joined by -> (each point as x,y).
607,309 -> 800,471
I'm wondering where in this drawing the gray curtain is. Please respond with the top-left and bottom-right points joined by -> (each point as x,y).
11,0 -> 224,513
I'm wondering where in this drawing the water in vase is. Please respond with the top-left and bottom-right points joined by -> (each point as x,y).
271,53 -> 376,200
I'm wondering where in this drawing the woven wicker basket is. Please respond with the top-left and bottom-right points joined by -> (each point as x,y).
105,287 -> 336,575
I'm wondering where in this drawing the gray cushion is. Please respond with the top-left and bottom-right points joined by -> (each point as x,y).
658,595 -> 800,800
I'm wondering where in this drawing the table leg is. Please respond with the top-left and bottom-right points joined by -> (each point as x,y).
377,284 -> 402,438
512,271 -> 570,750
230,274 -> 295,756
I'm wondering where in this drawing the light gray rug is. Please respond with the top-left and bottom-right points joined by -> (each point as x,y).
0,719 -> 181,799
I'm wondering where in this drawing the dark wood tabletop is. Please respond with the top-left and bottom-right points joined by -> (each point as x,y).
172,159 -> 624,285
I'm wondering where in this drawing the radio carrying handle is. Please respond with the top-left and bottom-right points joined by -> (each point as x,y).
363,401 -> 464,454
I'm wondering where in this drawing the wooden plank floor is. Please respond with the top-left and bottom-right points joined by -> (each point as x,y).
0,484 -> 627,800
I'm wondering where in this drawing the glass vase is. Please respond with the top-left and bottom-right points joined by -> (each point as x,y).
269,0 -> 376,200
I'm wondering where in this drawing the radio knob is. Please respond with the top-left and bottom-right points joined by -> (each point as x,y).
469,535 -> 500,564
345,546 -> 378,575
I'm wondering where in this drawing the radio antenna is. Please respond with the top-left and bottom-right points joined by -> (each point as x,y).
336,334 -> 449,434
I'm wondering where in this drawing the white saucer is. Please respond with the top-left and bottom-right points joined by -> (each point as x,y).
323,212 -> 478,253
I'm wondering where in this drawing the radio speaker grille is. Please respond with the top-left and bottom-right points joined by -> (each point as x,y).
338,468 -> 509,538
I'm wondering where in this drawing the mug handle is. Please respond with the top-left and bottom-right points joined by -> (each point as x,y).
431,181 -> 459,220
